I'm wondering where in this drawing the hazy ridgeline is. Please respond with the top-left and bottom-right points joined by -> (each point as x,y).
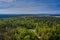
0,16 -> 60,40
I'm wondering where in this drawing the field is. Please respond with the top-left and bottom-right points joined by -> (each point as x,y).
0,16 -> 60,40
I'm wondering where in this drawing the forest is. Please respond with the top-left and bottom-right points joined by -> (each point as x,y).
0,16 -> 60,40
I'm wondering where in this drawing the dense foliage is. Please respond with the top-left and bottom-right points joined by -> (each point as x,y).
0,16 -> 60,40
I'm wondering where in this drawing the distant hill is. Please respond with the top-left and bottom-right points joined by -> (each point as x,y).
0,14 -> 60,18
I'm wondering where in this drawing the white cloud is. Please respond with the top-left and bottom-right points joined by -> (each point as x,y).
0,0 -> 16,2
0,8 -> 59,14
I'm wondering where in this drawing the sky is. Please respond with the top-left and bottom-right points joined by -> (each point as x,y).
0,0 -> 60,14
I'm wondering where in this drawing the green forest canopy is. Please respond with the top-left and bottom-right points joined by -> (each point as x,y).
0,16 -> 60,40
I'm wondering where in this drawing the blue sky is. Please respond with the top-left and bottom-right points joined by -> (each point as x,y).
0,0 -> 60,14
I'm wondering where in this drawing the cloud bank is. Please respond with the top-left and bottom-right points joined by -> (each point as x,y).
0,0 -> 60,14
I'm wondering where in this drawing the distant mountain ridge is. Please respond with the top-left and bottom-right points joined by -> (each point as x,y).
0,14 -> 60,18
